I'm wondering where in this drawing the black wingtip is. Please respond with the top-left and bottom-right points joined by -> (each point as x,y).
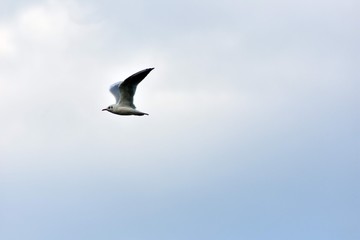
142,67 -> 154,75
141,68 -> 154,73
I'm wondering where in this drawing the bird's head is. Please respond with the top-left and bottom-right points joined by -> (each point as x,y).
102,104 -> 116,112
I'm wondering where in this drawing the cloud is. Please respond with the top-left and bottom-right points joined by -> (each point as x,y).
0,1 -> 102,149
0,26 -> 16,56
1,0 -> 358,165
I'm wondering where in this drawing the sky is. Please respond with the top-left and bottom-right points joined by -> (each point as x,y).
0,0 -> 359,239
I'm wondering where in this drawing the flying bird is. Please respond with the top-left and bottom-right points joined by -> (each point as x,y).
102,68 -> 154,116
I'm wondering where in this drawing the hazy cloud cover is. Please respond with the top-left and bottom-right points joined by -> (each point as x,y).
0,0 -> 359,239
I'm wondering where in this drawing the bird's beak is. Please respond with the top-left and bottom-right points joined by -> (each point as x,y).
102,108 -> 107,111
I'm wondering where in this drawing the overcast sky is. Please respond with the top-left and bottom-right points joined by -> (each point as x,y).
0,0 -> 359,239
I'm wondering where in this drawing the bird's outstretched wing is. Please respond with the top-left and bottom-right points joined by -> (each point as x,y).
119,68 -> 154,108
109,81 -> 122,103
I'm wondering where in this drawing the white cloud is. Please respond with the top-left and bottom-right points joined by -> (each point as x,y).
1,0 -> 357,152
0,0 -> 99,55
18,5 -> 69,39
0,26 -> 16,56
0,1 -> 102,149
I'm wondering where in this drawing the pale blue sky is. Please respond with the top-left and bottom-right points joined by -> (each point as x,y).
0,0 -> 359,239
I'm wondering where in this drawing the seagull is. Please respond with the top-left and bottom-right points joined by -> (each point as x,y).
102,68 -> 154,116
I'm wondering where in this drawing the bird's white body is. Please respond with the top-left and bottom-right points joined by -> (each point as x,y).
108,105 -> 148,116
102,68 -> 154,116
